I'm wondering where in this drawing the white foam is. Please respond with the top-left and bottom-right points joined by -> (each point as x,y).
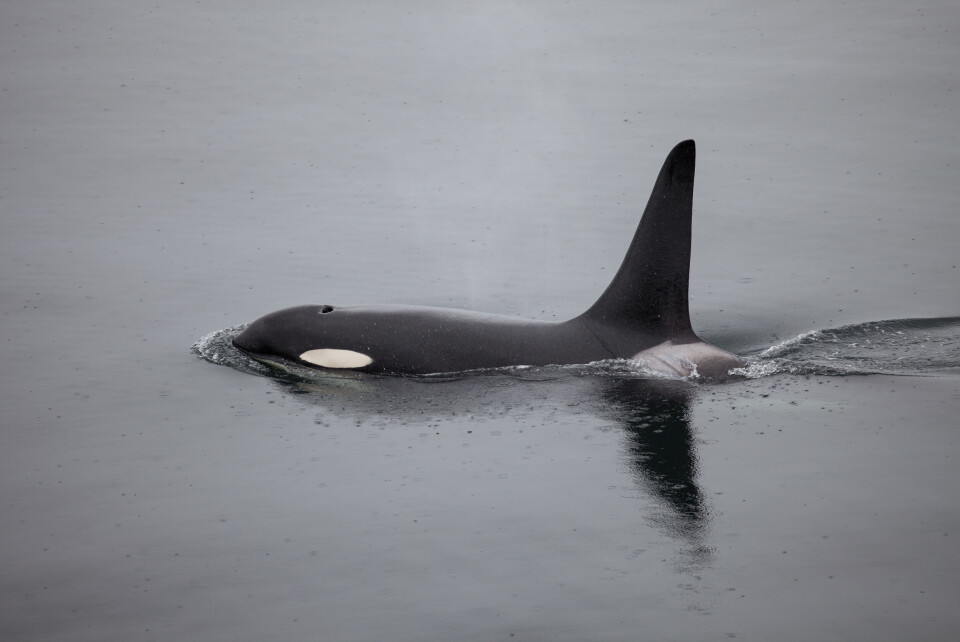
759,329 -> 824,358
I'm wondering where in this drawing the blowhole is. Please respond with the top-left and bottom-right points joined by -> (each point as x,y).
320,305 -> 334,314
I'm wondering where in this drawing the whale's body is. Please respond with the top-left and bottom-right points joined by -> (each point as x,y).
233,140 -> 743,379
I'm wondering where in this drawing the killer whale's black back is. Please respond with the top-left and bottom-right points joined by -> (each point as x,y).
581,139 -> 698,341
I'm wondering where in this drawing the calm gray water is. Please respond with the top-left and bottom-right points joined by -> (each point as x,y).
3,1 -> 959,640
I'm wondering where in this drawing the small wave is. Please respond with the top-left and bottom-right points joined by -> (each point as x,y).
734,316 -> 960,378
191,325 -> 274,377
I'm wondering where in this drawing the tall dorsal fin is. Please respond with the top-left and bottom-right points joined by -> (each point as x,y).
581,140 -> 698,340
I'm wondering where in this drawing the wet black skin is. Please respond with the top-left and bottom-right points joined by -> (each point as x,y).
232,303 -> 675,375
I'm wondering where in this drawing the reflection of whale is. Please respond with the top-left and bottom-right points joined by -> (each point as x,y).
605,380 -> 704,524
600,379 -> 712,567
277,370 -> 712,566
233,141 -> 742,379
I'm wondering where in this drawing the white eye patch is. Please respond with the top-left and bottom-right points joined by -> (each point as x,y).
299,348 -> 373,369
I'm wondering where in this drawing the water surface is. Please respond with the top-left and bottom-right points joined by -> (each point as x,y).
2,1 -> 959,640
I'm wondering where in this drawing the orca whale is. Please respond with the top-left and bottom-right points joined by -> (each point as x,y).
232,140 -> 743,379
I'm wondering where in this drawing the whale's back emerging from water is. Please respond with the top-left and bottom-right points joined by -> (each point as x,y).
233,140 -> 743,379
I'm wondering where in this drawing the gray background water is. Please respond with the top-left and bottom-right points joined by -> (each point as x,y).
2,1 -> 959,640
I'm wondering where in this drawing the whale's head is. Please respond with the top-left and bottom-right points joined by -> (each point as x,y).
232,305 -> 374,370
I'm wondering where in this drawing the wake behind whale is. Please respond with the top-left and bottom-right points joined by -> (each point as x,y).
733,316 -> 960,378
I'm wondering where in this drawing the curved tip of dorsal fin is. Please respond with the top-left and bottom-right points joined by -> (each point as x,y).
581,140 -> 698,339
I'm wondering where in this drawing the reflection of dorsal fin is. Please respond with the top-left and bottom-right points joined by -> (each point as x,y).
581,140 -> 698,340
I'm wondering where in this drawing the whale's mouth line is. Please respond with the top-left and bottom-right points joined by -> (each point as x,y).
231,342 -> 291,370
